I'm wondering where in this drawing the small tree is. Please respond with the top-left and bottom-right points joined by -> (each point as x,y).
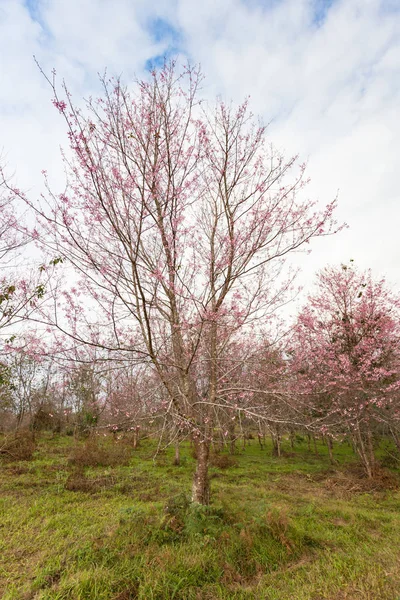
291,263 -> 400,476
67,363 -> 103,433
26,62 -> 339,503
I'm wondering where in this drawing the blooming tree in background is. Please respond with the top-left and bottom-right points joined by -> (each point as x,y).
291,263 -> 400,476
21,62 -> 340,503
0,168 -> 57,397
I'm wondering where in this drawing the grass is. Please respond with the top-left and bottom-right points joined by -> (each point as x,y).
0,434 -> 399,599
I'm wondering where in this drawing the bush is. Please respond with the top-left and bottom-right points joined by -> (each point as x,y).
183,503 -> 226,539
210,453 -> 238,469
0,430 -> 36,462
162,494 -> 227,541
68,437 -> 131,467
265,507 -> 293,551
32,405 -> 59,432
164,492 -> 191,519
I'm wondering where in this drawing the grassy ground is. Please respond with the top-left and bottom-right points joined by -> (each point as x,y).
1,434 -> 400,599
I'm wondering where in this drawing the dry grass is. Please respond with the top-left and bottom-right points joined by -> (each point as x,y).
322,465 -> 400,498
64,470 -> 117,493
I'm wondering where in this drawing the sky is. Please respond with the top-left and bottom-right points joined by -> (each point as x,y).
0,0 -> 399,307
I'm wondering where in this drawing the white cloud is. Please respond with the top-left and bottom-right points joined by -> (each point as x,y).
1,0 -> 399,293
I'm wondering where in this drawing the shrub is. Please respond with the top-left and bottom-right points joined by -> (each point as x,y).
266,507 -> 293,551
183,503 -> 226,539
162,494 -> 227,541
68,437 -> 131,467
164,492 -> 191,519
210,453 -> 238,469
0,430 -> 36,462
32,405 -> 59,432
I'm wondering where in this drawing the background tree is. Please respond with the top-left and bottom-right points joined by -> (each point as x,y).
0,168 -> 51,338
291,263 -> 400,476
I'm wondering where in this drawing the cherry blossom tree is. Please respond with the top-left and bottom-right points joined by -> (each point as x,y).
23,62 -> 340,503
291,263 -> 400,476
0,167 -> 55,354
0,168 -> 57,433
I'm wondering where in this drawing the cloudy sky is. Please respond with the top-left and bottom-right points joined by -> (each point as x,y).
1,0 -> 399,301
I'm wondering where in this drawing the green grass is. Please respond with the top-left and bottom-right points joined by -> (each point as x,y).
1,434 -> 399,599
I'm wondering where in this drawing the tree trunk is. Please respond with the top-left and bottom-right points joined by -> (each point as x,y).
313,435 -> 319,456
133,426 -> 140,449
353,424 -> 373,478
270,424 -> 281,457
227,419 -> 236,454
366,427 -> 375,476
192,439 -> 210,505
327,436 -> 336,465
277,434 -> 281,457
173,439 -> 180,466
220,429 -> 228,449
289,428 -> 295,450
15,409 -> 25,431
